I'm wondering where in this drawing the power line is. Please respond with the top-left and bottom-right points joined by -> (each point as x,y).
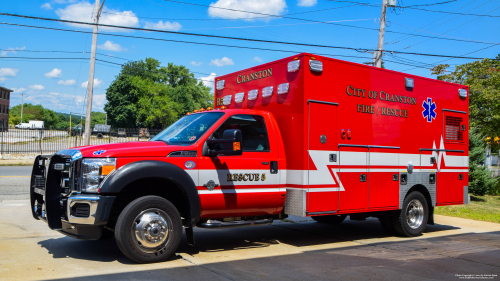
0,18 -> 496,60
0,10 -> 494,45
325,0 -> 500,17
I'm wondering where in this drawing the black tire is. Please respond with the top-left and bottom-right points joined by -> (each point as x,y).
311,214 -> 347,224
98,228 -> 115,240
115,196 -> 183,263
378,212 -> 396,235
97,133 -> 103,139
392,191 -> 428,237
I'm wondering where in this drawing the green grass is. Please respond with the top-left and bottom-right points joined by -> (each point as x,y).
434,195 -> 500,224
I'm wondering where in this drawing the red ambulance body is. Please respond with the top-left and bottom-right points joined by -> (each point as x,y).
30,53 -> 469,264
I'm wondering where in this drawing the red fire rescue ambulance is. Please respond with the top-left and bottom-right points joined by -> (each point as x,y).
30,53 -> 469,263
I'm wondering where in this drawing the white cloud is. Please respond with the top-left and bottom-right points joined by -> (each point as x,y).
98,40 -> 127,52
208,0 -> 287,20
58,79 -> 76,86
190,61 -> 203,66
200,73 -> 217,89
81,78 -> 103,88
0,78 -> 5,83
44,68 -> 62,78
143,21 -> 182,31
297,0 -> 317,7
1,46 -> 25,56
41,3 -> 53,10
56,2 -> 139,31
13,87 -> 26,93
210,57 -> 234,67
253,56 -> 263,62
0,68 -> 19,77
52,0 -> 77,4
29,85 -> 45,91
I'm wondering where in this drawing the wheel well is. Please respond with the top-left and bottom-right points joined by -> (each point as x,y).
405,184 -> 432,207
106,177 -> 190,229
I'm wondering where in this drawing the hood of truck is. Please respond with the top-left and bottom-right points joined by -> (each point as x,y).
59,141 -> 188,158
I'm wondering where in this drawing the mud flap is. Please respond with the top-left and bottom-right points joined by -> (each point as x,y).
185,227 -> 195,246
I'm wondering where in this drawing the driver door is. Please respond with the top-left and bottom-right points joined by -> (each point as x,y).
197,114 -> 282,218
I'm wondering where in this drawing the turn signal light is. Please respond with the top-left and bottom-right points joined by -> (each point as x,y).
233,142 -> 241,151
101,165 -> 115,176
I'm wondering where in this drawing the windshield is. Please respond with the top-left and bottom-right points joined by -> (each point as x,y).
151,112 -> 225,145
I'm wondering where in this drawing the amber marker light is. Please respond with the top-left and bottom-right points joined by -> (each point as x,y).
199,108 -> 205,112
101,164 -> 115,176
186,112 -> 191,115
193,110 -> 199,113
233,142 -> 241,151
206,107 -> 213,111
220,106 -> 226,110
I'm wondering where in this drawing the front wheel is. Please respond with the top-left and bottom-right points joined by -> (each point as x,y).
115,196 -> 182,263
311,214 -> 347,224
392,191 -> 428,237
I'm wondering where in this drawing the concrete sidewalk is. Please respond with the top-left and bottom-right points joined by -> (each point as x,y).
0,199 -> 499,281
0,159 -> 34,166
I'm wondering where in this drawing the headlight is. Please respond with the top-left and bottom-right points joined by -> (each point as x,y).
81,158 -> 116,193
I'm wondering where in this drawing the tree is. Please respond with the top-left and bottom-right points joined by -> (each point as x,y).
468,128 -> 497,195
104,58 -> 213,128
432,55 -> 500,136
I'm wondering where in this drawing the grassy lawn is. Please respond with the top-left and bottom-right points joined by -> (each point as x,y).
434,195 -> 500,224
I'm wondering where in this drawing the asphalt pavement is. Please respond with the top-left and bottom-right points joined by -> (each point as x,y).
0,167 -> 499,280
0,166 -> 31,200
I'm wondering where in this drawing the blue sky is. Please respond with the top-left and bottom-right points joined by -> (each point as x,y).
1,0 -> 499,114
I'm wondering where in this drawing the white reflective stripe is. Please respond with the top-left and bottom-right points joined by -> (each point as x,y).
185,169 -> 198,184
287,187 -> 341,192
198,188 -> 285,195
198,169 -> 279,186
437,169 -> 469,172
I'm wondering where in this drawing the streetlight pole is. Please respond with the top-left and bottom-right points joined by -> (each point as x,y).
83,0 -> 105,145
20,93 -> 24,123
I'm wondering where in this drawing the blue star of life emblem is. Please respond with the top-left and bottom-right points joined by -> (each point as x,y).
93,150 -> 106,156
422,98 -> 437,122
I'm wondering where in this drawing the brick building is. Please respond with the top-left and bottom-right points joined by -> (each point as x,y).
0,86 -> 13,132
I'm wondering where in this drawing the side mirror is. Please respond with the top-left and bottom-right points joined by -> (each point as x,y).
206,129 -> 243,157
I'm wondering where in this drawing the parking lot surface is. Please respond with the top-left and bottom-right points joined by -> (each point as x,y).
0,197 -> 499,281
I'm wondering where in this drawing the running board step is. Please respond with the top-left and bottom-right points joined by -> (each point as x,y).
198,218 -> 273,229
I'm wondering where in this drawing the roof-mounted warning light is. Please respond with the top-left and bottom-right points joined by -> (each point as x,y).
405,77 -> 414,89
459,88 -> 468,98
262,86 -> 273,98
199,108 -> 205,112
288,60 -> 300,72
223,95 -> 232,105
193,110 -> 199,113
277,83 -> 289,94
206,107 -> 213,111
216,80 -> 225,90
248,89 -> 258,100
235,92 -> 245,103
309,59 -> 323,72
219,106 -> 227,110
186,112 -> 191,115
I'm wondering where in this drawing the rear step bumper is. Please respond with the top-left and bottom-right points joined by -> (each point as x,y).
197,218 -> 273,229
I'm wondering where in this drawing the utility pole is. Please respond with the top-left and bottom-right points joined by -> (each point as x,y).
83,0 -> 105,145
20,93 -> 24,123
374,0 -> 389,68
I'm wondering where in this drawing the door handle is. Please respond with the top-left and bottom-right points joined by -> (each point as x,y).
270,161 -> 278,174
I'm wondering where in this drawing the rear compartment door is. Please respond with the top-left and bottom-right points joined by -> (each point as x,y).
437,110 -> 468,204
307,100 -> 339,214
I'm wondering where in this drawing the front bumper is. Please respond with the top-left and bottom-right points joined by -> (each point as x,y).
31,155 -> 116,240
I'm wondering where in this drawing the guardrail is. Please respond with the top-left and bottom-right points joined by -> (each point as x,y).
0,128 -> 163,155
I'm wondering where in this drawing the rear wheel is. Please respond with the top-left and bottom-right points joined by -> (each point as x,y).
311,214 -> 347,224
392,191 -> 428,237
115,196 -> 182,263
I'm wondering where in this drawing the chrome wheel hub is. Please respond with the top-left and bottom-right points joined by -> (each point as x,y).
132,209 -> 172,253
406,199 -> 424,229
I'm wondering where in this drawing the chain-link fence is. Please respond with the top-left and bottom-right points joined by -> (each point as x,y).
0,128 -> 164,155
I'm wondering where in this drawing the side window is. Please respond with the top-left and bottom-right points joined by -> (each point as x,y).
212,115 -> 270,152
